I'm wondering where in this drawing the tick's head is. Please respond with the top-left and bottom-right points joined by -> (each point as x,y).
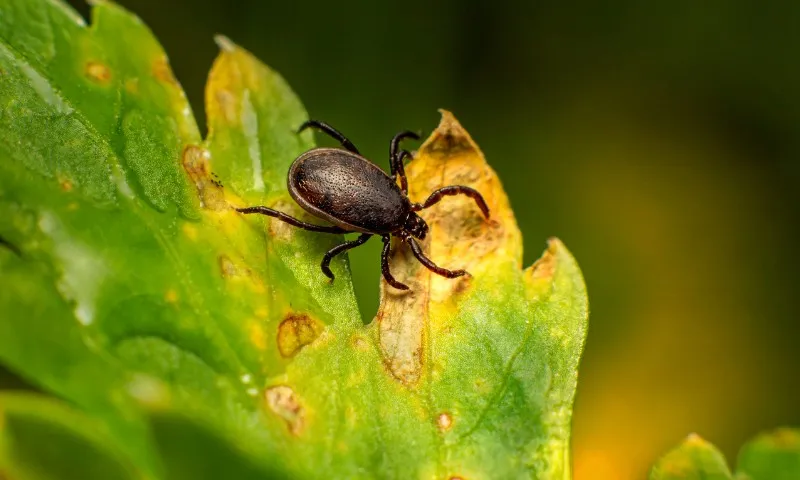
404,212 -> 428,240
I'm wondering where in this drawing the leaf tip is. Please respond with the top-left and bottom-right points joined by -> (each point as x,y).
523,237 -> 588,319
685,432 -> 709,446
770,428 -> 800,448
87,0 -> 140,24
546,235 -> 565,248
418,109 -> 483,158
746,427 -> 800,450
214,34 -> 237,53
525,237 -> 563,285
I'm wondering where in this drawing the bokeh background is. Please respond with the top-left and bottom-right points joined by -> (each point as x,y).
65,1 -> 800,478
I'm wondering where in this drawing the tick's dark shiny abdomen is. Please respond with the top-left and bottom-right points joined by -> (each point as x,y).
288,148 -> 409,234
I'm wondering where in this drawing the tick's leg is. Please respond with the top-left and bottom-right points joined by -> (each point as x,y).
320,233 -> 371,281
297,120 -> 360,154
412,185 -> 490,219
407,237 -> 468,279
381,235 -> 409,290
389,131 -> 419,193
236,206 -> 348,234
389,131 -> 419,164
392,150 -> 413,194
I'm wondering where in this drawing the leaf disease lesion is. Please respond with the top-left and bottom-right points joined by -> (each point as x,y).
0,1 -> 589,479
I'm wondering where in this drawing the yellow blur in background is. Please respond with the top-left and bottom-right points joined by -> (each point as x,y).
66,1 -> 800,477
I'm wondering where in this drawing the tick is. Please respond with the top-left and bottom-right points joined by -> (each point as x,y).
236,120 -> 490,290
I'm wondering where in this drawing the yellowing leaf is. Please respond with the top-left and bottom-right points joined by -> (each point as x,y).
0,1 -> 588,478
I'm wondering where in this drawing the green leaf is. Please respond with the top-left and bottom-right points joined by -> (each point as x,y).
146,407 -> 292,480
736,428 -> 800,480
650,429 -> 800,480
649,434 -> 733,480
0,393 -> 141,480
0,0 -> 354,474
0,1 -> 588,478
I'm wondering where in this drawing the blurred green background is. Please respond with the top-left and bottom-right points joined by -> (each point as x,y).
63,0 -> 800,478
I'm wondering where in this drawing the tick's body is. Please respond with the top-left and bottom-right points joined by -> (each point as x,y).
237,120 -> 489,290
289,149 -> 409,234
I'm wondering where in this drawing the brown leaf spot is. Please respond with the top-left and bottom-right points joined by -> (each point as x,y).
58,177 -> 73,192
448,476 -> 465,480
219,255 -> 237,277
84,61 -> 111,84
181,145 -> 226,210
277,313 -> 323,358
152,55 -> 178,86
436,412 -> 453,432
265,385 -> 304,435
218,254 -> 249,278
351,335 -> 369,351
377,243 -> 427,385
